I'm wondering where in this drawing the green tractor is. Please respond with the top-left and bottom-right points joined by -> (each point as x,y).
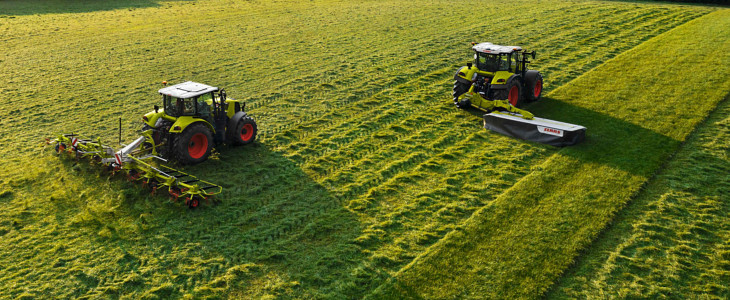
141,81 -> 257,164
453,42 -> 543,110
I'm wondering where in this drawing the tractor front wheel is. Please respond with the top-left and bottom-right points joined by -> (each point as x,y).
174,123 -> 213,165
230,116 -> 258,146
453,80 -> 471,108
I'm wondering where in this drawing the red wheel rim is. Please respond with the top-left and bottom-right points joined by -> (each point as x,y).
534,80 -> 542,98
188,133 -> 208,159
508,86 -> 519,106
240,123 -> 254,141
190,198 -> 199,208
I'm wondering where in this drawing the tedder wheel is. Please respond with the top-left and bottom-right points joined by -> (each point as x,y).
230,116 -> 258,146
54,142 -> 66,154
524,71 -> 543,103
186,196 -> 201,209
496,76 -> 523,108
452,80 -> 471,108
174,123 -> 213,165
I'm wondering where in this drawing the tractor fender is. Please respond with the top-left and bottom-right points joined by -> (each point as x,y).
524,70 -> 541,84
169,116 -> 215,134
226,111 -> 249,136
488,71 -> 517,89
454,66 -> 475,85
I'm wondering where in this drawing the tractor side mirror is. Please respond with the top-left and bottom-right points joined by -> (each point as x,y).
154,105 -> 159,113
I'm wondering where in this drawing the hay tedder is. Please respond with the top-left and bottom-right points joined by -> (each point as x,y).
47,81 -> 258,208
453,42 -> 585,146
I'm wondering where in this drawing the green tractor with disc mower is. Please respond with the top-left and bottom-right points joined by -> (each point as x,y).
453,42 -> 543,110
452,42 -> 586,147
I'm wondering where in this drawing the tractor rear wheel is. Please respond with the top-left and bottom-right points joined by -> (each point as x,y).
230,116 -> 258,145
174,123 -> 213,165
496,76 -> 523,107
453,80 -> 471,108
524,71 -> 543,102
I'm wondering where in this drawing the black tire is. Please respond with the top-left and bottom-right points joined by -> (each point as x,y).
174,123 -> 213,165
452,80 -> 470,102
495,75 -> 523,108
453,80 -> 472,108
524,71 -> 543,102
230,116 -> 257,146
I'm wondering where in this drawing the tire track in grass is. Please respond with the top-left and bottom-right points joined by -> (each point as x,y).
368,9 -> 730,299
253,1 -> 616,141
0,1 -> 718,298
264,3 -> 703,157
246,4 -> 711,293
281,4 -> 703,198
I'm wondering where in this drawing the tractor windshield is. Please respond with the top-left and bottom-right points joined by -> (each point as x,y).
163,94 -> 197,117
475,52 -> 510,72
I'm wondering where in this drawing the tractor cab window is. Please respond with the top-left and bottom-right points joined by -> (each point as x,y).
163,95 -> 178,116
197,93 -> 212,117
162,94 -> 197,117
475,52 -> 511,72
198,92 -> 212,103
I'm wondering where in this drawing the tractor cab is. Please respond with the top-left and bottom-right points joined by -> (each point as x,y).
159,81 -> 220,119
472,42 -> 521,73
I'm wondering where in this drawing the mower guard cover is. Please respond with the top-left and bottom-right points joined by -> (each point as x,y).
484,112 -> 586,146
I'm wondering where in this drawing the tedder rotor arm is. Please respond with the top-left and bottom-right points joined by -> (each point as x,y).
46,132 -> 223,208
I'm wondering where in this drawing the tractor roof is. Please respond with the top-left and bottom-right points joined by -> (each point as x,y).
158,81 -> 218,98
472,42 -> 522,55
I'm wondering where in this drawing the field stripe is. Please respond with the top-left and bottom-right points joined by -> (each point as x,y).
548,93 -> 730,298
368,9 -> 730,299
0,1 -> 718,298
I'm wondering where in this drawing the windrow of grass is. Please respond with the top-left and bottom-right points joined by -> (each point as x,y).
369,8 -> 730,299
0,0 -> 719,298
548,90 -> 730,299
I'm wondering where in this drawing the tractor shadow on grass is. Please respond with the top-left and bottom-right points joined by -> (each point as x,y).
52,141 -> 387,298
460,96 -> 679,177
0,0 -> 192,16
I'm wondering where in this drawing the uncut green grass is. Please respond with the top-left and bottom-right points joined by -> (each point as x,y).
547,94 -> 730,299
0,0 -> 718,298
370,8 -> 730,299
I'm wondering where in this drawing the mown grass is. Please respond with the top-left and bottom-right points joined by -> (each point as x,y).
547,94 -> 730,299
369,8 -> 730,299
0,0 -> 722,298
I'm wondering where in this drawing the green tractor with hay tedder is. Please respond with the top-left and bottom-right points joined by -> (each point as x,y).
48,81 -> 257,208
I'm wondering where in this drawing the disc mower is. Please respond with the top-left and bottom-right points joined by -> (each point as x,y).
453,42 -> 585,146
46,81 -> 258,208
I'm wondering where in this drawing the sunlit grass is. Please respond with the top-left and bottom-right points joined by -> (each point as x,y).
371,8 -> 730,299
0,0 -> 723,298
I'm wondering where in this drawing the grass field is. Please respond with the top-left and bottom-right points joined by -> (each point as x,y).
0,0 -> 728,298
548,91 -> 730,299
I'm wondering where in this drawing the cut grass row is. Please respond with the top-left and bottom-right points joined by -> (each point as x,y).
369,8 -> 730,299
0,0 -> 719,298
548,89 -> 730,299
